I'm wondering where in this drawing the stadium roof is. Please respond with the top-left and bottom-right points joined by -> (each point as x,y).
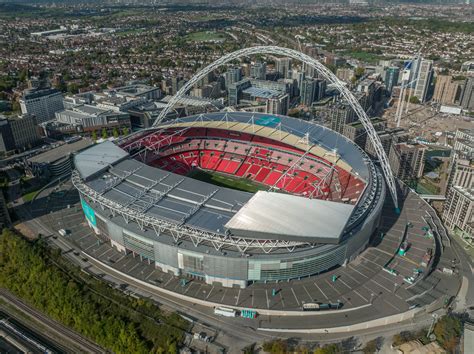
75,141 -> 129,180
225,191 -> 354,243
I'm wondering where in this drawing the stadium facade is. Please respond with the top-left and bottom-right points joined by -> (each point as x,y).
72,112 -> 385,288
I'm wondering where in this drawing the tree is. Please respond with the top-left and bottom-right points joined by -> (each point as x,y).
363,337 -> 383,353
314,344 -> 341,354
355,67 -> 365,79
67,83 -> 79,94
433,315 -> 462,352
91,130 -> 97,141
409,96 -> 420,104
18,68 -> 28,82
113,128 -> 119,139
101,128 -> 108,139
122,127 -> 129,136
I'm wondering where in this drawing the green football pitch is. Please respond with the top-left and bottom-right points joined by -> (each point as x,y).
187,169 -> 267,193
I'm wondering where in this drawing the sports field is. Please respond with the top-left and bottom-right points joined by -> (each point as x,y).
187,169 -> 267,193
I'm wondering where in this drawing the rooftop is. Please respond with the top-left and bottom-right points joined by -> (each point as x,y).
28,138 -> 93,165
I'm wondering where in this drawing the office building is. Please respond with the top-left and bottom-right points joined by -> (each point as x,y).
300,79 -> 318,107
384,67 -> 400,94
414,60 -> 433,103
224,67 -> 242,89
389,142 -> 427,181
171,76 -> 186,95
113,84 -> 161,101
20,88 -> 64,124
55,105 -> 131,132
250,62 -> 266,80
365,128 -> 409,159
0,114 -> 40,154
343,118 -> 386,150
266,94 -> 290,115
433,75 -> 462,106
275,57 -> 292,79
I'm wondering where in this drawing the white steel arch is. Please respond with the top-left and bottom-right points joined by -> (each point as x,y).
154,46 -> 398,209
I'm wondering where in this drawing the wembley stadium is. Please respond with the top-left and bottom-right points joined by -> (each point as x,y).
72,111 -> 386,288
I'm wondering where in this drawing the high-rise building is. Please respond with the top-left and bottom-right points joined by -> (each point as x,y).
275,57 -> 292,79
414,60 -> 433,103
433,75 -> 462,106
364,127 -> 409,159
0,114 -> 40,154
250,62 -> 266,80
442,186 -> 473,240
266,94 -> 289,115
20,88 -> 64,124
171,76 -> 187,95
389,142 -> 427,181
300,79 -> 318,107
343,118 -> 386,150
224,67 -> 242,89
330,102 -> 356,134
460,77 -> 474,111
384,67 -> 400,94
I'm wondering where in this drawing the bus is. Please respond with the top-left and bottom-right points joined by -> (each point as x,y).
214,306 -> 237,317
302,302 -> 342,311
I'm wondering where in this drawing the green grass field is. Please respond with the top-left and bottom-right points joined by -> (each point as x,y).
185,31 -> 226,42
187,169 -> 266,193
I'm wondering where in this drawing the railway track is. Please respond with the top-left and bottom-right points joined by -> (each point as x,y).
0,289 -> 104,353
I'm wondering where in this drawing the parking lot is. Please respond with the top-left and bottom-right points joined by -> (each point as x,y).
26,179 -> 461,328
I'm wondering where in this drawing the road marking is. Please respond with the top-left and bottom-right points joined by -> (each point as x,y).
341,295 -> 352,305
349,265 -> 369,279
194,283 -> 203,297
342,271 -> 360,285
337,277 -> 352,290
145,269 -> 156,280
114,254 -> 127,264
302,285 -> 313,301
314,282 -> 328,300
220,289 -> 227,303
382,297 -> 400,311
251,290 -> 254,307
164,275 -> 174,287
206,286 -> 214,299
370,278 -> 392,293
121,257 -> 135,269
128,262 -> 141,273
265,289 -> 270,309
279,291 -> 285,307
290,288 -> 300,306
325,279 -> 341,294
353,289 -> 369,302
97,247 -> 113,259
235,289 -> 241,306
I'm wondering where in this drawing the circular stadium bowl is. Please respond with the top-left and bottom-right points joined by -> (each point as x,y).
73,112 -> 385,288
